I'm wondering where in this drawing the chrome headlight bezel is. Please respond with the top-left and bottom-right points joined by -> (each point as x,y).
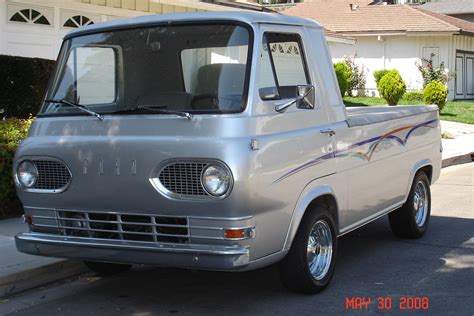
150,159 -> 234,200
16,160 -> 39,188
200,163 -> 233,197
14,157 -> 72,193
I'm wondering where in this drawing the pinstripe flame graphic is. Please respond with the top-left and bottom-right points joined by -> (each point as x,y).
273,119 -> 438,184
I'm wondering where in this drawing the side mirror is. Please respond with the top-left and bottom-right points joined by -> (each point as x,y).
275,84 -> 315,113
296,85 -> 315,110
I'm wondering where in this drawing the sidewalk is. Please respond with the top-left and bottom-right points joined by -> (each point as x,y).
0,218 -> 85,298
0,120 -> 472,299
440,120 -> 474,167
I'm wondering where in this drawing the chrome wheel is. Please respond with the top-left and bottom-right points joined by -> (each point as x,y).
307,220 -> 333,280
413,180 -> 429,227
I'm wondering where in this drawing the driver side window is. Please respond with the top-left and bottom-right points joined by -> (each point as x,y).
258,33 -> 309,100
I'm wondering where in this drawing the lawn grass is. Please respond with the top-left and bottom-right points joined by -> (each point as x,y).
343,97 -> 474,124
439,101 -> 474,124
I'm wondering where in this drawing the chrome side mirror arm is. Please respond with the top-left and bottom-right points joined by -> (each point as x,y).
275,85 -> 315,113
275,97 -> 302,113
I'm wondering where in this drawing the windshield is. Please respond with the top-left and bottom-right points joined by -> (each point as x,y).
40,23 -> 251,116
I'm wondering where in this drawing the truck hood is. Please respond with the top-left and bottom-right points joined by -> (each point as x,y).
14,115 -> 254,217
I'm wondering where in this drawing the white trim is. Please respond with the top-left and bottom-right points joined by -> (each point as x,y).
344,32 -> 457,37
7,0 -> 151,17
326,35 -> 355,45
406,31 -> 459,37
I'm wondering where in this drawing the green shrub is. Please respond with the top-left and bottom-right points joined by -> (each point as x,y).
378,70 -> 406,106
373,69 -> 390,88
0,117 -> 33,219
402,91 -> 424,102
423,81 -> 448,110
334,62 -> 352,97
0,55 -> 55,119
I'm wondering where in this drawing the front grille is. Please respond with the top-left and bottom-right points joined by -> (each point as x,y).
33,160 -> 71,191
57,210 -> 189,244
158,162 -> 208,196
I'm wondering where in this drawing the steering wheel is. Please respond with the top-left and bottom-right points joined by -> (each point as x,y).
191,94 -> 219,110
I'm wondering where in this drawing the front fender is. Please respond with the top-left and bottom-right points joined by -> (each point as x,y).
282,183 -> 338,251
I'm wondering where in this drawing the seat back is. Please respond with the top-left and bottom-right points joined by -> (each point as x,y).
195,63 -> 246,96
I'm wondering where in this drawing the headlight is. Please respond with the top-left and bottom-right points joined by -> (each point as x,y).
17,160 -> 38,188
201,164 -> 232,197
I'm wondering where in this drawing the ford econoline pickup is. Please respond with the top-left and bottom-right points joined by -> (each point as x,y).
14,12 -> 441,293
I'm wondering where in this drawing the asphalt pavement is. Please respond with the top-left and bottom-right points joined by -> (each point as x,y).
0,163 -> 472,315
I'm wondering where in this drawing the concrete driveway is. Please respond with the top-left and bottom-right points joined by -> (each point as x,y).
1,163 -> 473,315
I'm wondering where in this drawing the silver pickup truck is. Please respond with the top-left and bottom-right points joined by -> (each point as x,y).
14,12 -> 441,293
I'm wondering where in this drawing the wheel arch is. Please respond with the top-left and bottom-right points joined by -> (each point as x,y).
405,159 -> 433,202
282,185 -> 339,251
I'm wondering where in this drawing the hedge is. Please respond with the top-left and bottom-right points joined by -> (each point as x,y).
403,91 -> 424,102
0,55 -> 55,119
334,62 -> 352,98
0,117 -> 33,219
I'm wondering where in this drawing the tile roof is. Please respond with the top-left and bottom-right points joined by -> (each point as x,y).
420,0 -> 474,15
417,8 -> 474,35
284,1 -> 474,35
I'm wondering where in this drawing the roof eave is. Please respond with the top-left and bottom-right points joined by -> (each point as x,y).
405,31 -> 459,36
326,35 -> 356,45
338,31 -> 460,37
458,30 -> 474,37
339,31 -> 407,36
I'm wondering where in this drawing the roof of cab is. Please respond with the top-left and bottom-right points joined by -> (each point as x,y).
64,11 -> 322,39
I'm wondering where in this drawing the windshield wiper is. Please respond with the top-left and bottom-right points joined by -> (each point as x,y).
113,105 -> 193,120
44,99 -> 104,121
138,105 -> 193,120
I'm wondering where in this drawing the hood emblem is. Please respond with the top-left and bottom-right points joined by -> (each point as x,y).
81,159 -> 137,176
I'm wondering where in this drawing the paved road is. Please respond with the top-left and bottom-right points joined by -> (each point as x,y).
1,163 -> 473,315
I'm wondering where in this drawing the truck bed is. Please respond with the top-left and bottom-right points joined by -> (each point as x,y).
346,105 -> 439,127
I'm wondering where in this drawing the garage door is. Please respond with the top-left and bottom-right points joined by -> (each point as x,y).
455,51 -> 474,100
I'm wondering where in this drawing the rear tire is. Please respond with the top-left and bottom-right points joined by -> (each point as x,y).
83,261 -> 132,275
389,171 -> 431,239
278,207 -> 337,294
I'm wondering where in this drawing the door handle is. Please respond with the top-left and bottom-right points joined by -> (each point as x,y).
320,128 -> 336,136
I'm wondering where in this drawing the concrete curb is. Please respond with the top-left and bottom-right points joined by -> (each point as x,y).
0,260 -> 87,298
442,153 -> 474,168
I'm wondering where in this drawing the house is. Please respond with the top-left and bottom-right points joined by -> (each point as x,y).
285,1 -> 474,100
0,0 -> 352,60
421,0 -> 474,23
0,0 -> 261,60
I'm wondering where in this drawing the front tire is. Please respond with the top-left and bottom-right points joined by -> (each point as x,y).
389,171 -> 431,239
83,261 -> 132,275
278,207 -> 337,294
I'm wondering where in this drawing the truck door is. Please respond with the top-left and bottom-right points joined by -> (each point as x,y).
255,25 -> 337,185
250,25 -> 338,255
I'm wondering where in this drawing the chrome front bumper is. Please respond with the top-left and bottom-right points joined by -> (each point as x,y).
15,233 -> 250,270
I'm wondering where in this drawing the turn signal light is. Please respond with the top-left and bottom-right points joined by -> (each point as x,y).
224,228 -> 245,240
22,215 -> 32,225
